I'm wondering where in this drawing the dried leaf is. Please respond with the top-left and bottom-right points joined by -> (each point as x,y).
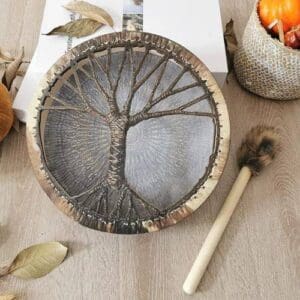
64,1 -> 114,26
0,294 -> 16,300
0,64 -> 5,81
12,115 -> 19,133
9,67 -> 27,132
0,242 -> 68,279
9,75 -> 23,101
224,19 -> 238,73
46,18 -> 103,38
0,48 -> 14,63
16,70 -> 26,77
133,0 -> 143,5
2,47 -> 24,90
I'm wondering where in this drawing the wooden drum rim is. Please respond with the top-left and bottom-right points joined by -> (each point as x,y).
26,31 -> 230,234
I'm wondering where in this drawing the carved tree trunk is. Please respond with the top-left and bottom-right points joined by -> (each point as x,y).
106,115 -> 128,188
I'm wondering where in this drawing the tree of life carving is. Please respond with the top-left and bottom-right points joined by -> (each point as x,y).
39,45 -> 216,225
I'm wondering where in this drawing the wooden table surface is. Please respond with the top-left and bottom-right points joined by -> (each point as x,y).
0,0 -> 299,299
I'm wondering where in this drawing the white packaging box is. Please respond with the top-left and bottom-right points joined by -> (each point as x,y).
13,0 -> 228,123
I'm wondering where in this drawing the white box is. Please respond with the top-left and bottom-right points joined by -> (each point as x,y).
13,0 -> 227,122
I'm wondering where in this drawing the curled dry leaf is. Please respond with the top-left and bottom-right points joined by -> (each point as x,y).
2,47 -> 24,90
0,242 -> 68,279
0,48 -> 14,63
133,0 -> 143,5
0,294 -> 17,300
9,78 -> 23,132
46,18 -> 103,38
12,115 -> 19,133
224,19 -> 238,73
16,70 -> 26,77
9,73 -> 24,100
64,0 -> 114,26
0,65 -> 6,86
7,65 -> 28,132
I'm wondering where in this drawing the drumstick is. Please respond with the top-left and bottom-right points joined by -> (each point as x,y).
183,125 -> 280,295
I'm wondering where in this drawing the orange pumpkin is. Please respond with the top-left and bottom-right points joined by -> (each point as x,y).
0,83 -> 14,142
258,0 -> 300,33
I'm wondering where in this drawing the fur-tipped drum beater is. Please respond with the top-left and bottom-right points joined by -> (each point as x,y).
27,32 -> 230,234
183,126 -> 280,294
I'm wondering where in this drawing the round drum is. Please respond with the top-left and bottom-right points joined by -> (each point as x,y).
27,32 -> 230,234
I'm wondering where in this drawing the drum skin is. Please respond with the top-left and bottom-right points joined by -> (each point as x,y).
27,31 -> 230,234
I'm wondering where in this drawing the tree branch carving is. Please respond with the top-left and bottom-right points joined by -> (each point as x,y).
40,92 -> 108,121
42,46 -> 215,223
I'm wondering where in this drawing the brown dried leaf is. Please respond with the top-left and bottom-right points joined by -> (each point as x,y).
12,115 -> 19,133
0,48 -> 14,63
64,1 -> 114,26
9,75 -> 23,101
0,242 -> 68,279
0,294 -> 17,300
46,18 -> 103,38
133,0 -> 143,5
224,19 -> 238,73
8,66 -> 28,131
16,70 -> 26,77
0,64 -> 5,80
2,47 -> 24,90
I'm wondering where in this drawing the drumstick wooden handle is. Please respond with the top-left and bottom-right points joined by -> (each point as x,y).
183,166 -> 252,295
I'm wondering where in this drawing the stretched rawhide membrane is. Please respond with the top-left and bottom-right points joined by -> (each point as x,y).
237,125 -> 280,175
27,32 -> 230,234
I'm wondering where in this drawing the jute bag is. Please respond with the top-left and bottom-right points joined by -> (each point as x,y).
234,1 -> 300,100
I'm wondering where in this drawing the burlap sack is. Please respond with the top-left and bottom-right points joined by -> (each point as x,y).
234,1 -> 300,100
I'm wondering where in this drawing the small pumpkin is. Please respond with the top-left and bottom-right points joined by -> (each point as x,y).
0,83 -> 14,142
258,0 -> 300,33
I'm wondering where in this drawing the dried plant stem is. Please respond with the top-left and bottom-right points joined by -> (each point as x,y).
277,20 -> 285,44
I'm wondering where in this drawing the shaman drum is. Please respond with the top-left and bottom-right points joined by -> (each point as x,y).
27,32 -> 230,234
